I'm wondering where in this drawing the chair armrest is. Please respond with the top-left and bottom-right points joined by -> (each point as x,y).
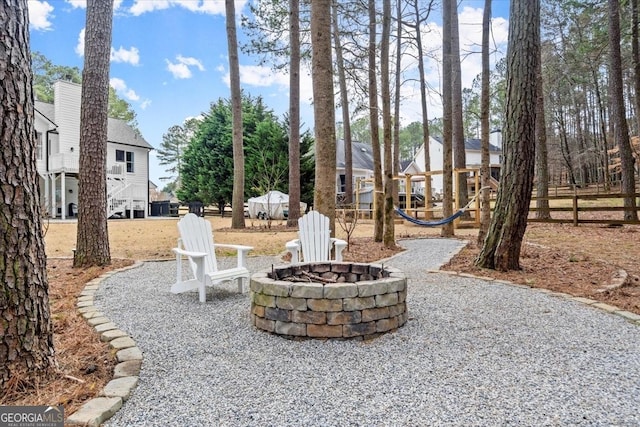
213,244 -> 253,269
331,238 -> 347,262
285,239 -> 301,263
213,243 -> 254,252
172,247 -> 207,259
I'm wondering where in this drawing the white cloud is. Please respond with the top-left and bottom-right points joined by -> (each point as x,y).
166,61 -> 192,79
29,0 -> 54,31
220,64 -> 288,88
140,99 -> 152,110
125,89 -> 140,101
110,77 -> 127,92
65,0 -> 124,10
176,55 -> 204,71
165,55 -> 205,79
129,0 -> 247,16
75,28 -> 85,56
129,0 -> 171,16
76,31 -> 141,66
111,46 -> 140,65
65,0 -> 85,7
110,77 -> 147,105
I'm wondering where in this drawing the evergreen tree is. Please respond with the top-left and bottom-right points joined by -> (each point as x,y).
178,95 -> 314,213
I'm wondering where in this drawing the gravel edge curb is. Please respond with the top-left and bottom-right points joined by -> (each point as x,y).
66,261 -> 145,427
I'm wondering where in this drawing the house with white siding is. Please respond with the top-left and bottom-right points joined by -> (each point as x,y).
402,131 -> 502,195
34,80 -> 153,219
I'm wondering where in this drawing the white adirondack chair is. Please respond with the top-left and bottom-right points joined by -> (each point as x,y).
285,211 -> 347,263
171,213 -> 253,302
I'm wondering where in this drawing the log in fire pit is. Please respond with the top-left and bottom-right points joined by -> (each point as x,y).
250,262 -> 407,339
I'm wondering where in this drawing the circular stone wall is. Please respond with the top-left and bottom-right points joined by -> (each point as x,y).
250,262 -> 407,340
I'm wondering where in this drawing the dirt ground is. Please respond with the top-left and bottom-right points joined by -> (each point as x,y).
4,216 -> 639,417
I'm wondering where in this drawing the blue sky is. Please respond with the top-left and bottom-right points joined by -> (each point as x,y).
28,0 -> 509,186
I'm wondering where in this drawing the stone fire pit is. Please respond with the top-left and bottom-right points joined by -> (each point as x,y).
250,262 -> 407,339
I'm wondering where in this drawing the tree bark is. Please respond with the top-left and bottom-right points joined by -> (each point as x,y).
0,0 -> 55,389
75,0 -> 114,267
609,0 -> 638,221
381,0 -> 395,247
476,0 -> 540,271
332,2 -> 353,205
369,0 -> 384,242
450,1 -> 469,216
393,0 -> 403,205
287,0 -> 302,226
441,0 -> 454,237
478,0 -> 492,245
632,0 -> 640,135
227,0 -> 246,228
311,0 -> 337,233
535,29 -> 551,220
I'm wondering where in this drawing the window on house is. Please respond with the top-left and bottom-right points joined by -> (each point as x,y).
36,132 -> 43,160
115,149 -> 134,173
126,151 -> 134,173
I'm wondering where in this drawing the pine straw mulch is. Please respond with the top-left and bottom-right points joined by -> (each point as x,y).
0,258 -> 133,416
441,223 -> 640,315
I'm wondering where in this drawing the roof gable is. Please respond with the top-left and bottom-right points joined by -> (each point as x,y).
34,99 -> 152,150
336,139 -> 375,171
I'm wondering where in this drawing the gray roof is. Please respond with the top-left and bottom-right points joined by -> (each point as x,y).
34,100 -> 152,150
336,139 -> 375,171
432,135 -> 500,152
107,118 -> 152,150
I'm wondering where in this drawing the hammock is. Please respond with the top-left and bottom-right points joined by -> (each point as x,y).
394,187 -> 489,227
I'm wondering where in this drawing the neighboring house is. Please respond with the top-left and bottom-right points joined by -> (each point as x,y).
402,130 -> 502,195
336,139 -> 375,194
34,80 -> 153,219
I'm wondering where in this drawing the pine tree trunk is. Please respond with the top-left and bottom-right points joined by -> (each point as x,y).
393,0 -> 402,204
333,3 -> 354,206
381,0 -> 395,247
75,0 -> 114,267
287,0 -> 302,226
0,0 -> 55,388
441,0 -> 454,237
477,0 -> 492,245
227,0 -> 246,229
476,0 -> 540,271
369,0 -> 384,241
535,36 -> 551,220
311,0 -> 337,233
609,0 -> 638,221
451,2 -> 469,216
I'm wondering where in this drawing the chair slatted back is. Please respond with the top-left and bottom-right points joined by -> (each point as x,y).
177,213 -> 218,274
298,211 -> 331,262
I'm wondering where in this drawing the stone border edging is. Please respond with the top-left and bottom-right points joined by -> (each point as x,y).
66,261 -> 145,427
431,268 -> 640,326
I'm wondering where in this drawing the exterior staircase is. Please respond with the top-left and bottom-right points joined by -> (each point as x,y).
107,168 -> 132,218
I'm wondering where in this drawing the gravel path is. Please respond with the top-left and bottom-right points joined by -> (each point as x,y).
95,238 -> 640,426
